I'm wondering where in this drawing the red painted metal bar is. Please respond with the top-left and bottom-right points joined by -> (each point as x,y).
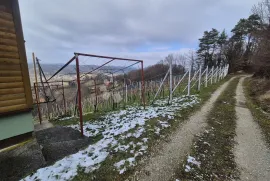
75,52 -> 143,62
75,55 -> 84,137
141,61 -> 146,109
47,56 -> 76,81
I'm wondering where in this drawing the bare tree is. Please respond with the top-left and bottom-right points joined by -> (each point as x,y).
252,0 -> 270,24
185,50 -> 198,72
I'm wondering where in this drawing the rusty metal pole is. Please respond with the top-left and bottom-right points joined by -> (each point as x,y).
75,54 -> 84,137
62,80 -> 67,115
140,61 -> 146,109
32,53 -> 42,124
34,83 -> 42,124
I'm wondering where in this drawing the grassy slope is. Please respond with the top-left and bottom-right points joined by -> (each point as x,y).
71,77 -> 231,181
172,77 -> 240,181
244,78 -> 270,147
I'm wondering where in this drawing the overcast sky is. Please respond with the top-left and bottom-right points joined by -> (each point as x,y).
19,0 -> 258,67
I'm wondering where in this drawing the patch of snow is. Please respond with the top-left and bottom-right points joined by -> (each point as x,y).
114,160 -> 125,168
187,156 -> 201,166
154,127 -> 161,135
185,165 -> 191,172
58,116 -> 74,121
203,142 -> 210,146
142,138 -> 148,143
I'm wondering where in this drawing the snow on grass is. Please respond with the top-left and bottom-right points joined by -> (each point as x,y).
58,116 -> 75,121
185,165 -> 191,172
22,95 -> 199,181
185,156 -> 201,173
114,157 -> 136,174
187,156 -> 201,166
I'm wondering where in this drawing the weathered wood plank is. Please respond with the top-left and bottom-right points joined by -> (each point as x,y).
0,76 -> 23,83
0,58 -> 20,64
0,82 -> 24,89
0,98 -> 26,107
0,93 -> 25,101
0,44 -> 18,52
12,0 -> 34,109
0,64 -> 21,71
0,70 -> 22,76
0,104 -> 28,114
0,51 -> 19,58
0,18 -> 14,28
0,11 -> 13,21
0,37 -> 17,46
0,26 -> 16,34
0,31 -> 16,40
0,88 -> 24,94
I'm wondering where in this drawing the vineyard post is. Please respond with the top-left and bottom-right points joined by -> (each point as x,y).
62,79 -> 66,115
187,65 -> 191,96
198,65 -> 202,91
75,54 -> 84,137
169,59 -> 173,103
125,84 -> 128,103
211,67 -> 214,84
205,66 -> 208,87
140,61 -> 146,109
215,67 -> 218,83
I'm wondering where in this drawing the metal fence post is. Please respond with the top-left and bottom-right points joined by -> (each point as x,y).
205,66 -> 208,87
125,84 -> 128,103
140,61 -> 146,109
219,66 -> 222,81
198,65 -> 202,91
187,66 -> 191,96
75,54 -> 84,137
215,67 -> 218,83
211,67 -> 213,84
62,79 -> 66,115
169,59 -> 173,103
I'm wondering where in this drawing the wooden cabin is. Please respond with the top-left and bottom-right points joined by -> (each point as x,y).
0,0 -> 33,148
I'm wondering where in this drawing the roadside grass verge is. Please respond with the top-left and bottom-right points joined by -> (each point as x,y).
171,77 -> 240,181
243,78 -> 270,147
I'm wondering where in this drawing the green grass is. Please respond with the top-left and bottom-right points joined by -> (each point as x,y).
243,78 -> 270,147
171,77 -> 240,181
49,112 -> 106,126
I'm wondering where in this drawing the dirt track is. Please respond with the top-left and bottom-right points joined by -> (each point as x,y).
131,78 -> 234,181
234,77 -> 270,181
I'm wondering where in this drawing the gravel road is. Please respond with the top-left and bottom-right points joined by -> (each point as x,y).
234,77 -> 270,181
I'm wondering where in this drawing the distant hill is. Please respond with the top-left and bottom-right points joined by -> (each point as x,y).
28,63 -> 136,76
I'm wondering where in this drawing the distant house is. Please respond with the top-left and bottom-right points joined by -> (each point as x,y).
0,0 -> 33,148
